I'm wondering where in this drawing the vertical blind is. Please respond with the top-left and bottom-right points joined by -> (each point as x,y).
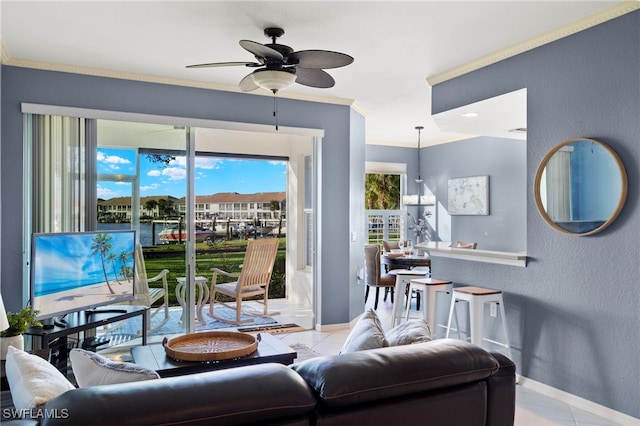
26,114 -> 96,233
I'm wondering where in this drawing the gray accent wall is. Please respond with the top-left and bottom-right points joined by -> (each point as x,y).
431,11 -> 639,417
0,66 -> 365,327
366,137 -> 526,253
423,136 -> 527,252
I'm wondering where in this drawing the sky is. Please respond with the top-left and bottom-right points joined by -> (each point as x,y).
97,148 -> 286,199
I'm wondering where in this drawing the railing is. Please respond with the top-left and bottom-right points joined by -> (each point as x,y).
366,209 -> 405,244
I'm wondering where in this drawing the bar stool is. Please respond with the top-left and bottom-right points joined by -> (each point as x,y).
446,286 -> 512,359
405,278 -> 454,338
388,269 -> 429,327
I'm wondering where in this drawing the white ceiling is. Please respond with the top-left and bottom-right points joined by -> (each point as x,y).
0,1 -> 628,147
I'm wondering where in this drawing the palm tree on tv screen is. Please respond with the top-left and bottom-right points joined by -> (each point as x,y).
91,233 -> 115,294
107,252 -> 122,285
118,250 -> 132,280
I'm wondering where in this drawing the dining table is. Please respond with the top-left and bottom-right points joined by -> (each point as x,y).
382,252 -> 431,271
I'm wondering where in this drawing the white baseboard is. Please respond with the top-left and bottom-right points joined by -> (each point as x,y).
314,322 -> 350,333
518,376 -> 640,426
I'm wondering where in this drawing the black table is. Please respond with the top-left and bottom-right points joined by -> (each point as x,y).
382,253 -> 431,270
25,305 -> 148,371
131,333 -> 296,378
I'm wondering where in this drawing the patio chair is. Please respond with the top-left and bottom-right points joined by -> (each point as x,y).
208,238 -> 279,324
122,244 -> 170,333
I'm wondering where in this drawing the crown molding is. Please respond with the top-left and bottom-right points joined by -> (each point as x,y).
2,52 -> 360,109
427,1 -> 640,86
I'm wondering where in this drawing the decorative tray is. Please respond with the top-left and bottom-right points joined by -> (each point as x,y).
162,331 -> 259,362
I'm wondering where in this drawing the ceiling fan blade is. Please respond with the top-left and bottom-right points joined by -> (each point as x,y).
239,73 -> 259,92
239,40 -> 283,61
295,68 -> 335,89
289,50 -> 354,69
186,61 -> 261,69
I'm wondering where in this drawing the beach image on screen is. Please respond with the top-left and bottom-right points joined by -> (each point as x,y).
31,231 -> 136,318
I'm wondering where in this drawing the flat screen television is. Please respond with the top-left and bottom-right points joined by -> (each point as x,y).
30,230 -> 136,321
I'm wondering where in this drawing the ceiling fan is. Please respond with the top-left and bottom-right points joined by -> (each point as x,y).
186,27 -> 354,94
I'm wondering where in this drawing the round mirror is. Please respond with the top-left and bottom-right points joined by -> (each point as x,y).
534,138 -> 627,236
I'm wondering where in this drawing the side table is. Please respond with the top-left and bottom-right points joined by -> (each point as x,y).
176,276 -> 210,325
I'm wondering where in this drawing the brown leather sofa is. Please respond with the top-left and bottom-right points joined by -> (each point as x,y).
22,339 -> 515,426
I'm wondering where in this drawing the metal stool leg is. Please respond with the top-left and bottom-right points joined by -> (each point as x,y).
498,297 -> 513,360
446,298 -> 461,339
469,295 -> 484,346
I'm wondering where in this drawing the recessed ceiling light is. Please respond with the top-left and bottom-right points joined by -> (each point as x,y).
461,112 -> 480,118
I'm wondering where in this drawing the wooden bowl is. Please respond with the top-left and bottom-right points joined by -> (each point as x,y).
163,331 -> 258,362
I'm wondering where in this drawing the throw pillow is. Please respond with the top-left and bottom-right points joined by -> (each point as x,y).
339,308 -> 388,354
5,346 -> 76,411
386,319 -> 432,346
69,348 -> 160,387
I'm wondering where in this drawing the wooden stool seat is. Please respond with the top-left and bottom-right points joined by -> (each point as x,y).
410,278 -> 453,286
453,286 -> 502,296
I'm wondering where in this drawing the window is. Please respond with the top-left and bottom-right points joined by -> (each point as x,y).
364,163 -> 407,244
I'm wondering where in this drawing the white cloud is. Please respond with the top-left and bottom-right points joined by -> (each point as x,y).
195,157 -> 222,170
172,156 -> 221,170
147,170 -> 161,177
162,167 -> 186,181
141,183 -> 160,192
97,184 -> 119,198
97,151 -> 131,165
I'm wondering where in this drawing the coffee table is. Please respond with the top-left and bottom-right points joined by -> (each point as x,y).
130,333 -> 297,378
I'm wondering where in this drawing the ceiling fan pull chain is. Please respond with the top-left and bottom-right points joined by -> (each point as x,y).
273,90 -> 279,131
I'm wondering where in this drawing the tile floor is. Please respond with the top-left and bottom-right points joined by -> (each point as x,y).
99,297 -> 632,426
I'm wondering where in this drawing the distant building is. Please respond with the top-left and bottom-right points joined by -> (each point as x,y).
98,192 -> 285,221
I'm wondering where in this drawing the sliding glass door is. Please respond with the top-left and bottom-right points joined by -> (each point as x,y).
96,120 -> 192,336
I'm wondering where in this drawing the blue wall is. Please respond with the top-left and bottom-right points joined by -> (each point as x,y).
431,11 -> 639,417
366,136 -> 527,253
422,136 -> 526,252
0,66 -> 365,327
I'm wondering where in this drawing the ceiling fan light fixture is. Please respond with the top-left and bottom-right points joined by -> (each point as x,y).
252,69 -> 296,92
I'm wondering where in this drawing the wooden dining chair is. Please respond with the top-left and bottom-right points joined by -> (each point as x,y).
208,238 -> 279,324
454,241 -> 477,249
382,240 -> 405,253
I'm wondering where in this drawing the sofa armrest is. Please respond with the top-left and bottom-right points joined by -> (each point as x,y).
42,363 -> 315,426
291,339 -> 501,408
486,352 -> 516,426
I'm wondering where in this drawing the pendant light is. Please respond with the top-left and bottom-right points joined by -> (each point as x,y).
403,126 -> 435,206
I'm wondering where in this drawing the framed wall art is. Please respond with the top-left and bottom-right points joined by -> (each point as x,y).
447,175 -> 489,215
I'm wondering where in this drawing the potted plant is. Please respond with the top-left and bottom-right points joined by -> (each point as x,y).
0,305 -> 42,360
